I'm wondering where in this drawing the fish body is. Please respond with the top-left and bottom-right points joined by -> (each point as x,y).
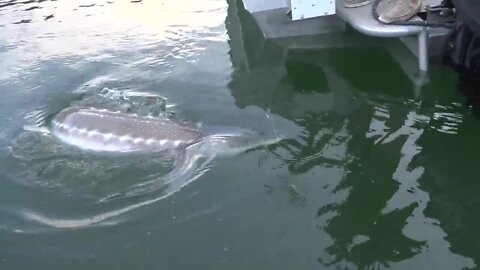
51,107 -> 201,153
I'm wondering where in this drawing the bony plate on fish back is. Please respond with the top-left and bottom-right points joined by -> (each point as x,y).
49,106 -> 200,153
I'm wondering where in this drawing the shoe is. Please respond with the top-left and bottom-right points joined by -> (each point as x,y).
378,0 -> 422,24
376,0 -> 396,15
344,0 -> 375,8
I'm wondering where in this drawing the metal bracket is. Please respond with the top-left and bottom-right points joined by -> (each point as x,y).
418,28 -> 429,71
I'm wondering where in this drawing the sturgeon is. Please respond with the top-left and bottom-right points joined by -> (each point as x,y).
50,107 -> 201,153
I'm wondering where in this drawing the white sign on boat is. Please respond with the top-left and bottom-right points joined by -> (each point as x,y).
291,0 -> 336,21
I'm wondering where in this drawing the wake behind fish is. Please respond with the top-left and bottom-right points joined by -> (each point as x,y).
9,88 -> 280,231
10,140 -> 213,231
21,152 -> 214,230
9,88 -> 214,230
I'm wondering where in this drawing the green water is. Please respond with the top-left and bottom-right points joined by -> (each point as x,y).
1,0 -> 480,269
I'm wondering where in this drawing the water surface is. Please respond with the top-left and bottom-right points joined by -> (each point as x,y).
1,0 -> 480,269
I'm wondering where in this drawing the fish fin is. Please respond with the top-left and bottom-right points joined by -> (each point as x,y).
24,107 -> 48,127
23,106 -> 55,134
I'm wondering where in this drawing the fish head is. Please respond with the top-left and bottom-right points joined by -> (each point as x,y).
187,129 -> 281,157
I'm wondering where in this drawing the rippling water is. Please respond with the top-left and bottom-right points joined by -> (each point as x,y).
1,0 -> 480,269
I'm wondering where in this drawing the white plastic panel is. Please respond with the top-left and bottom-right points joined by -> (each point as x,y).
242,0 -> 289,13
291,0 -> 336,21
421,0 -> 443,11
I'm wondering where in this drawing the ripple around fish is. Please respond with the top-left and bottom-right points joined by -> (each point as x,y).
73,87 -> 170,118
11,130 -> 170,197
7,87 -> 214,231
8,117 -> 277,231
19,158 -> 210,231
9,127 -> 214,231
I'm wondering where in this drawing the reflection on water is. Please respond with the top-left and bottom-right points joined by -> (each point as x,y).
458,74 -> 480,117
0,0 -> 226,86
227,0 -> 478,268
